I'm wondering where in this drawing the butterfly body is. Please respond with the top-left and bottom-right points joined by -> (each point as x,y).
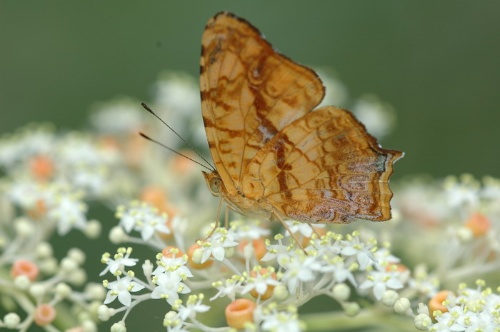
200,12 -> 403,224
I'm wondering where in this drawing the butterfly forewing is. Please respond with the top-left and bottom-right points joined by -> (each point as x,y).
200,12 -> 325,196
200,12 -> 403,223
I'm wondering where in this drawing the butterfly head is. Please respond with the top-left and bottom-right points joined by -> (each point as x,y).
202,171 -> 224,197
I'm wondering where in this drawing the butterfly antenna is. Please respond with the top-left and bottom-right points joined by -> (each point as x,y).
139,132 -> 213,172
141,102 -> 214,170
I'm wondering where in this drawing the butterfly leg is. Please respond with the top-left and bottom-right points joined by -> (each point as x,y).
272,211 -> 307,254
203,195 -> 224,240
308,224 -> 323,238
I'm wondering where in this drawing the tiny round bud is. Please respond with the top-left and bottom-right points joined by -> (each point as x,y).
81,319 -> 98,332
34,304 -> 56,326
84,219 -> 102,239
272,284 -> 289,301
456,227 -> 473,242
68,248 -> 86,265
29,284 -> 47,298
381,290 -> 399,307
85,283 -> 106,300
14,217 -> 35,237
110,321 -> 127,332
332,283 -> 350,302
3,312 -> 21,328
164,310 -> 177,321
394,297 -> 411,314
225,299 -> 256,329
60,257 -> 78,273
142,260 -> 154,276
35,242 -> 53,258
39,257 -> 58,274
67,268 -> 87,286
55,283 -> 72,298
344,302 -> 360,317
109,226 -> 128,244
97,305 -> 112,321
414,313 -> 433,330
13,275 -> 31,290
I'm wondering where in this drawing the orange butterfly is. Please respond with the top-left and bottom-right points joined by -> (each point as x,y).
200,12 -> 403,226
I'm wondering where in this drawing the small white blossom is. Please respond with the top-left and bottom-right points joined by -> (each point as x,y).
340,233 -> 377,270
359,271 -> 404,300
103,275 -> 145,307
241,268 -> 279,297
280,254 -> 321,293
199,228 -> 238,262
116,201 -> 170,240
48,191 -> 89,236
259,306 -> 303,332
210,276 -> 244,301
100,248 -> 139,276
177,294 -> 210,321
151,271 -> 191,306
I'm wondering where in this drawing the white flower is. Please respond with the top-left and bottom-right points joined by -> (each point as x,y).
261,236 -> 292,265
359,271 -> 404,300
444,174 -> 480,208
210,277 -> 244,301
284,220 -> 325,238
90,99 -> 144,134
280,254 -> 320,293
100,248 -> 139,276
351,95 -> 396,139
6,179 -> 50,210
116,201 -> 170,240
231,219 -> 271,240
340,234 -> 377,270
315,255 -> 357,286
103,275 -> 145,307
241,268 -> 279,297
200,228 -> 238,262
154,254 -> 192,279
177,294 -> 210,321
259,306 -> 303,332
48,191 -> 89,236
151,271 -> 191,306
0,125 -> 55,168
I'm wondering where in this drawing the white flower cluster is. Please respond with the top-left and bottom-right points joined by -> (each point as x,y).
2,71 -> 500,331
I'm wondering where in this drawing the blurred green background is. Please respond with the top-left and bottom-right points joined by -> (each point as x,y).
1,1 -> 500,178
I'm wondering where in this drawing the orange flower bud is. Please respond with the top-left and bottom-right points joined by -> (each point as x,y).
11,260 -> 39,281
29,155 -> 54,181
162,246 -> 183,258
34,304 -> 56,326
465,213 -> 490,237
249,268 -> 277,300
428,290 -> 451,320
225,299 -> 256,329
187,243 -> 213,269
238,238 -> 267,261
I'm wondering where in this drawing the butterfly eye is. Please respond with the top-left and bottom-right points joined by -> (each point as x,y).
209,177 -> 222,195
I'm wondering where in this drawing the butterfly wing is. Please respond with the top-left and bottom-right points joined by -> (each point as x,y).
242,106 -> 403,223
200,12 -> 325,195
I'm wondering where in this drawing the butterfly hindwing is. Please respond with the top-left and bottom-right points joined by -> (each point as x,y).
242,106 -> 403,222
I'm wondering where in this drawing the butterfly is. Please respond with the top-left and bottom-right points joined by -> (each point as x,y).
199,12 -> 403,225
